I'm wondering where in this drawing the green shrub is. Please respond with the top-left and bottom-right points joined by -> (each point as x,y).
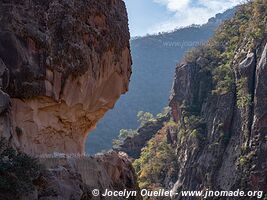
0,138 -> 41,198
237,78 -> 252,109
118,129 -> 138,139
212,63 -> 234,95
113,109 -> 168,147
190,129 -> 206,142
156,107 -> 171,118
112,129 -> 138,146
238,156 -> 248,166
190,129 -> 199,138
133,131 -> 177,189
185,0 -> 267,97
137,111 -> 155,126
238,151 -> 256,167
165,120 -> 177,128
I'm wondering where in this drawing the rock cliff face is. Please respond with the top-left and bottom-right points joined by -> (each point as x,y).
0,0 -> 131,155
131,2 -> 266,199
88,8 -> 236,155
168,2 -> 267,198
0,1 -> 140,200
168,42 -> 267,200
35,152 -> 140,200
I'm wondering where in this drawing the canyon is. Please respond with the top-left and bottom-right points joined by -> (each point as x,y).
125,2 -> 267,199
88,8 -> 236,154
0,0 -> 266,200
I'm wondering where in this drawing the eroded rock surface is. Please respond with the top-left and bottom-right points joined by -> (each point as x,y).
0,1 -> 140,200
0,0 -> 131,155
38,152 -> 141,200
18,152 -> 140,200
169,41 -> 267,200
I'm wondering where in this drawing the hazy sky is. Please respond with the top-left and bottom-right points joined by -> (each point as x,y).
124,0 -> 245,37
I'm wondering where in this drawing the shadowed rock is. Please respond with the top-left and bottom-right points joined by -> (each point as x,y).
0,0 -> 132,155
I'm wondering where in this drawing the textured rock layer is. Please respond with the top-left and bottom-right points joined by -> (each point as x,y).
34,152 -> 141,200
169,36 -> 267,200
0,1 -> 140,200
0,0 -> 131,154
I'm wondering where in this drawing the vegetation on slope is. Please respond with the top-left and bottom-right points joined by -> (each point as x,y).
0,138 -> 41,199
113,108 -> 170,147
133,123 -> 178,190
134,0 -> 267,190
87,8 -> 236,154
186,0 -> 267,95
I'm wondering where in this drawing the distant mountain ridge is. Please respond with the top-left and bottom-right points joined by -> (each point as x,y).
86,7 -> 236,154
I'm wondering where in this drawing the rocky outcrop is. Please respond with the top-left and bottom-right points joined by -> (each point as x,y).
168,20 -> 267,200
145,2 -> 267,199
30,152 -> 140,200
0,1 -> 140,199
0,0 -> 131,155
113,115 -> 170,159
37,152 -> 141,200
0,136 -> 141,200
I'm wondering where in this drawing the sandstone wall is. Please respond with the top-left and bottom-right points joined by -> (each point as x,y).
0,0 -> 131,155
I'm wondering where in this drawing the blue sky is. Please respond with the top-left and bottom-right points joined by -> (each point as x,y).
124,0 -> 245,37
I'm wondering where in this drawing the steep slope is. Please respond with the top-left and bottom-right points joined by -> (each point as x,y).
0,1 -> 141,199
113,114 -> 170,159
0,138 -> 141,200
134,1 -> 267,198
0,0 -> 131,155
87,8 -> 236,154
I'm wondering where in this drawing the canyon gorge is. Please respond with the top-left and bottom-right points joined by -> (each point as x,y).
0,0 -> 266,200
